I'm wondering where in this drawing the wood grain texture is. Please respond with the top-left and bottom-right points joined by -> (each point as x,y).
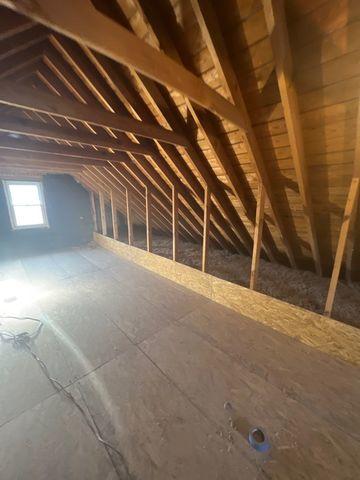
95,233 -> 360,366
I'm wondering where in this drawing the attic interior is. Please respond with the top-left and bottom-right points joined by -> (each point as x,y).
0,0 -> 359,478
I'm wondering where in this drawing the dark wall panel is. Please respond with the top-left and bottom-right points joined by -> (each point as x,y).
0,174 -> 93,257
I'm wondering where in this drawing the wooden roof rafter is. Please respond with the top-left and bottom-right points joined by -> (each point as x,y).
32,51 -> 211,246
262,0 -> 322,275
0,0 -> 359,290
38,45 -> 216,247
44,28 -> 242,251
189,0 -> 296,267
74,2 -> 251,254
0,8 -> 253,254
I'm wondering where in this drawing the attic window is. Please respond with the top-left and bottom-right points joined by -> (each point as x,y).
3,180 -> 49,230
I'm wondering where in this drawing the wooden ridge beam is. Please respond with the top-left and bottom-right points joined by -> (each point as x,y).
262,0 -> 322,275
1,0 -> 248,132
190,0 -> 296,268
0,79 -> 188,146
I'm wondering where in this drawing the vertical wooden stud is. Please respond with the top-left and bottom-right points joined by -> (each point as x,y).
250,182 -> 265,290
201,186 -> 211,272
172,185 -> 179,261
324,177 -> 360,316
145,186 -> 153,252
99,190 -> 107,236
126,187 -> 133,246
110,190 -> 118,240
90,190 -> 98,232
345,196 -> 359,283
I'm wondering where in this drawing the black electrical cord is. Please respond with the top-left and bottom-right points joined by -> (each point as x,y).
0,315 -> 122,455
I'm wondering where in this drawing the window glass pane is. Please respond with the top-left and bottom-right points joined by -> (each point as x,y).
13,205 -> 44,227
9,184 -> 41,206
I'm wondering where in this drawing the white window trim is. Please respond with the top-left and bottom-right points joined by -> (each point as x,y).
3,180 -> 49,230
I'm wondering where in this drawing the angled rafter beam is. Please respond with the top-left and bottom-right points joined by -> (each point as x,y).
82,170 -> 160,230
0,79 -> 188,146
0,24 -> 48,61
39,50 -> 202,244
262,0 -> 322,275
0,41 -> 44,79
119,161 -> 200,244
324,178 -> 359,316
35,56 -> 196,243
99,165 -> 175,236
1,0 -> 247,131
324,96 -> 360,315
82,4 -> 251,254
250,183 -> 266,290
133,62 -> 253,255
46,34 -> 232,250
345,198 -> 359,282
132,0 -> 276,259
190,0 -> 296,268
0,25 -> 49,61
0,7 -> 34,40
0,116 -> 153,156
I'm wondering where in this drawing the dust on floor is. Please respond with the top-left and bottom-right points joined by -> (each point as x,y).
131,235 -> 360,329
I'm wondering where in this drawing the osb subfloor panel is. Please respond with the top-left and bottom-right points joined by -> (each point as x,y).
0,245 -> 359,480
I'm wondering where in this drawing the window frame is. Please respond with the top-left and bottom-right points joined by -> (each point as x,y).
3,180 -> 49,230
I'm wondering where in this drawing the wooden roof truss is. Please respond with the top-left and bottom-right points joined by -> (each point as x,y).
0,0 -> 359,318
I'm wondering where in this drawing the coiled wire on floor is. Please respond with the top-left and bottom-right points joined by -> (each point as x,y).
0,315 -> 122,455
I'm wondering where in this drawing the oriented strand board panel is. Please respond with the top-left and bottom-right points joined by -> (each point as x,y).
94,233 -> 360,366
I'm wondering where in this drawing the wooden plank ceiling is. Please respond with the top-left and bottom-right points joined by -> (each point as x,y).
0,0 -> 359,285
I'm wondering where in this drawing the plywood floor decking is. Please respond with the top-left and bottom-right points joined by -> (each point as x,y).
0,245 -> 359,479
